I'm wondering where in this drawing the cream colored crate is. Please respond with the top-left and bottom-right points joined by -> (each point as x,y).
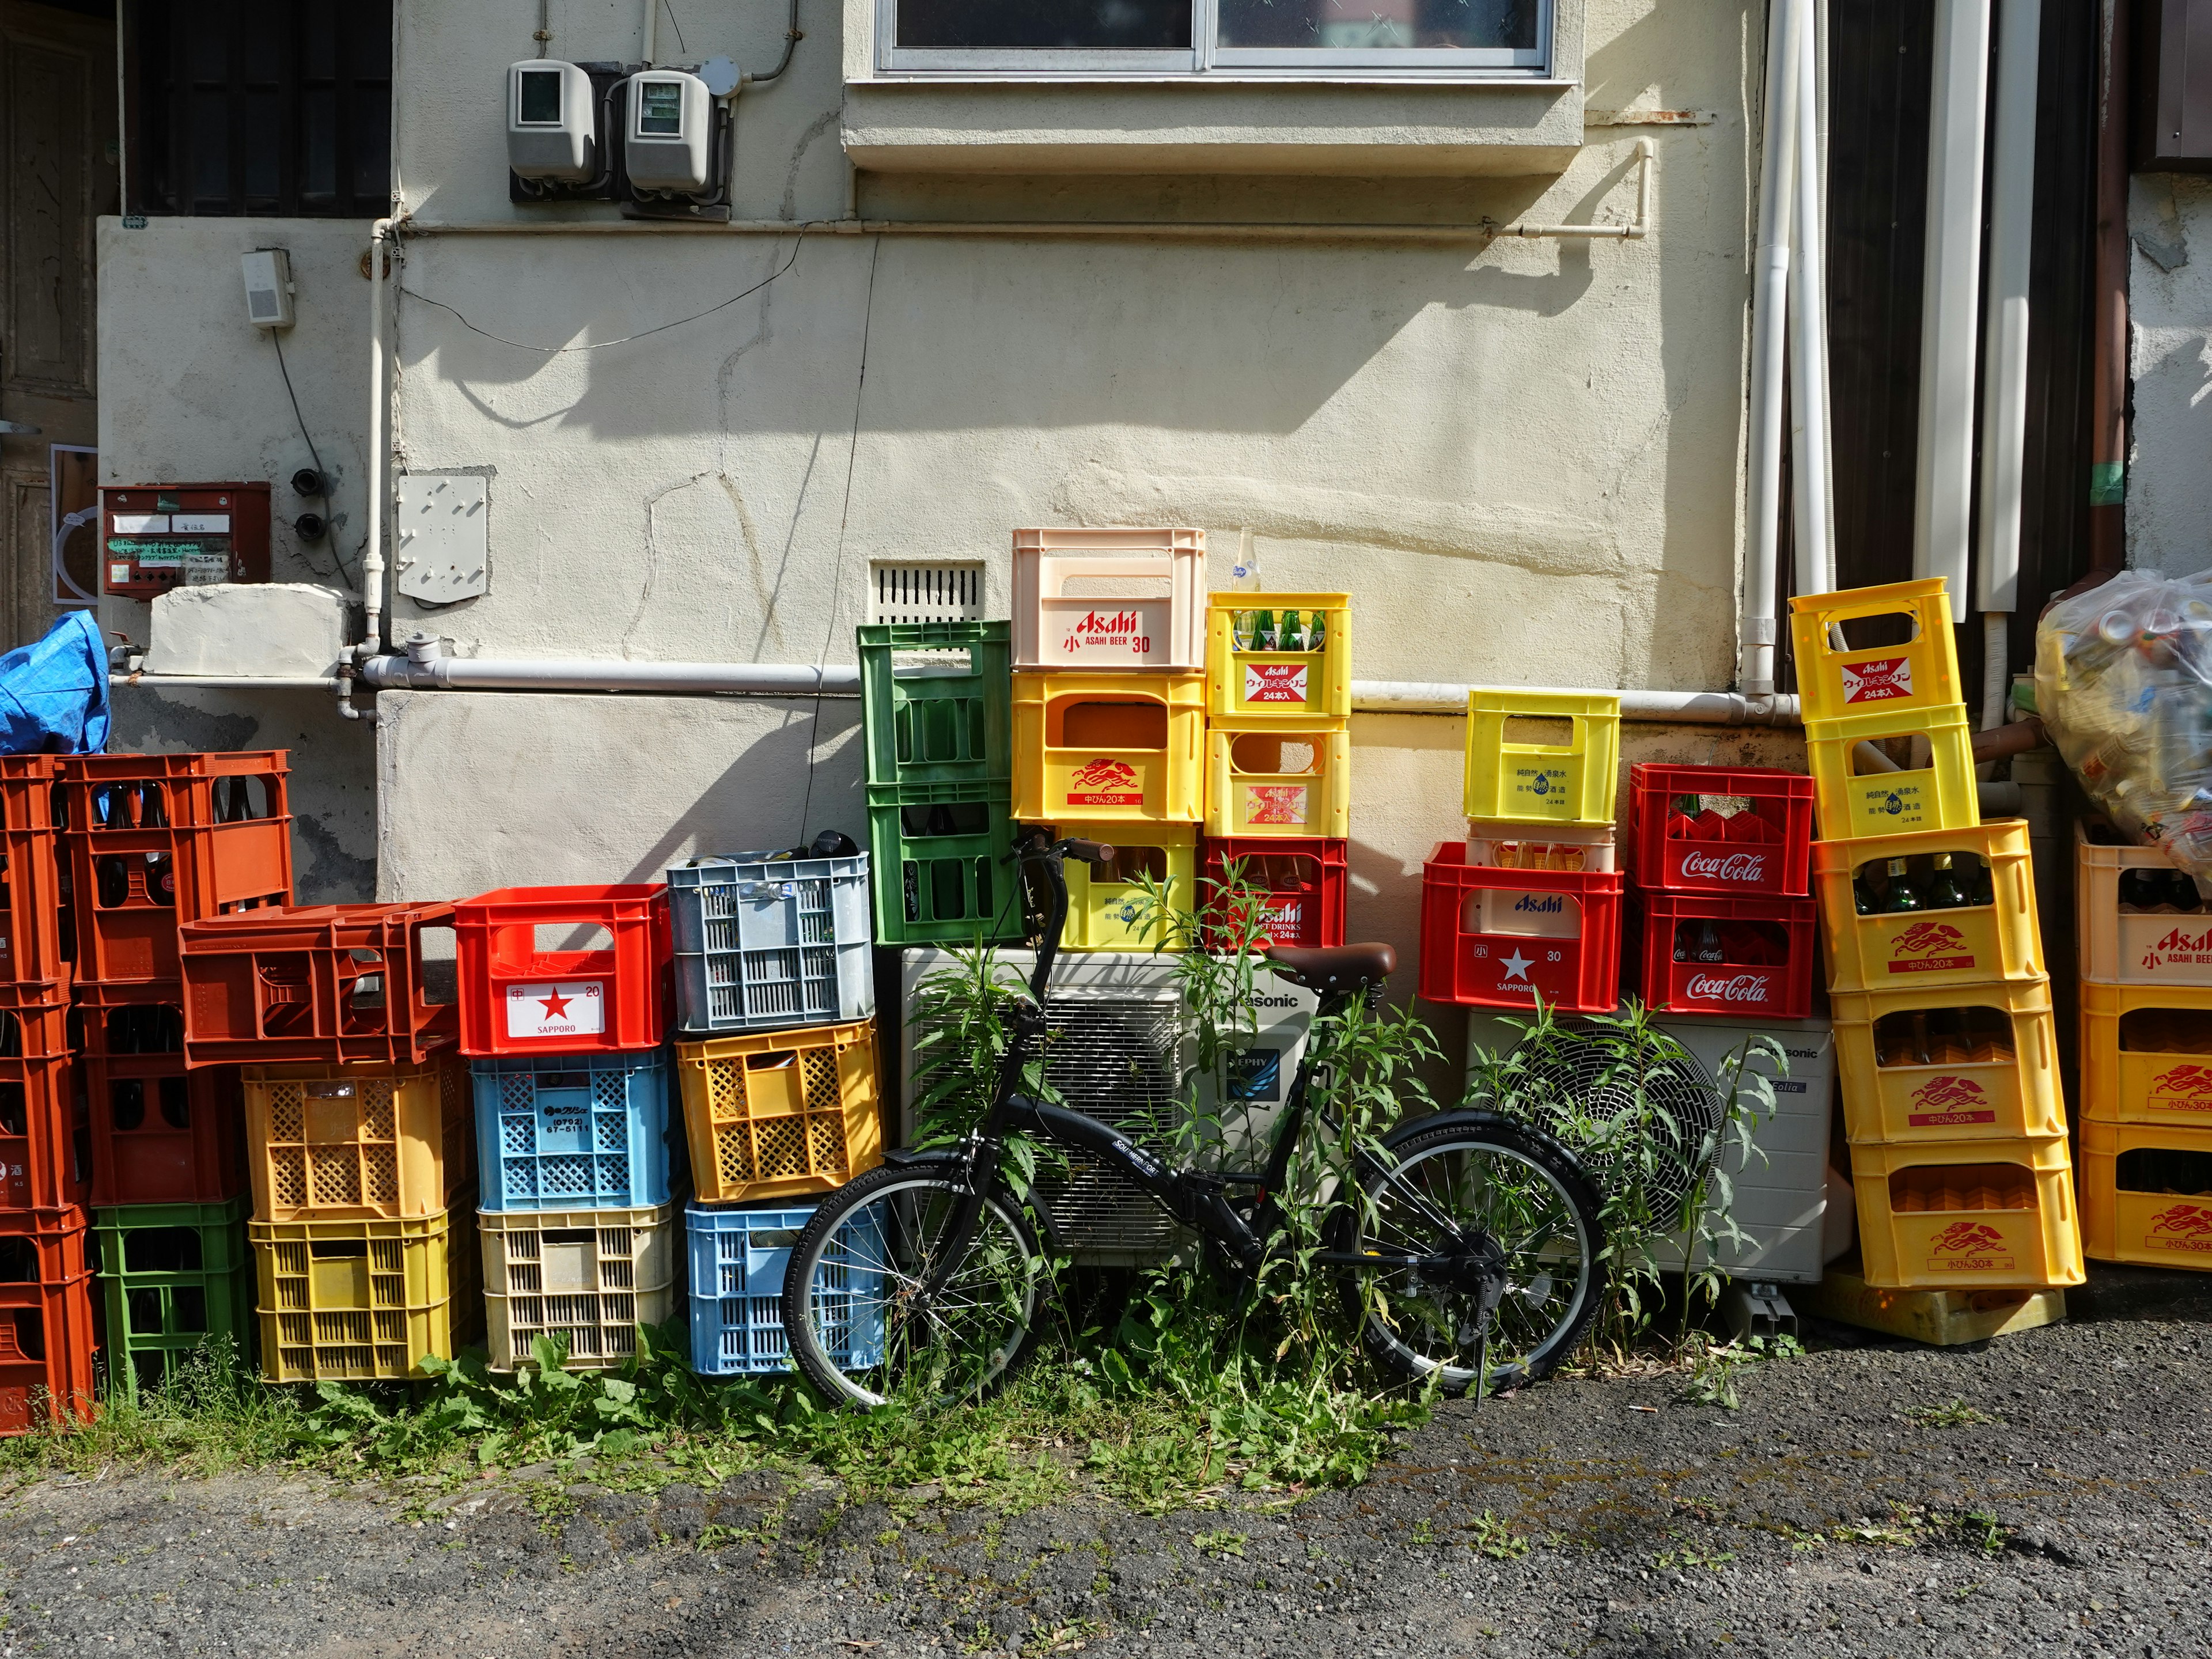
479,1203 -> 679,1370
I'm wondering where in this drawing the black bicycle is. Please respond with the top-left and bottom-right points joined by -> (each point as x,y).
780,832 -> 1607,1407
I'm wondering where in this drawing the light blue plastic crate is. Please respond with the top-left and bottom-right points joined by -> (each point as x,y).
684,1201 -> 885,1377
472,1051 -> 680,1212
668,852 -> 876,1035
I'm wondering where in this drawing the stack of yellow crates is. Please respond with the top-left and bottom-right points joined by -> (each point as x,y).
2075,821 -> 2212,1266
1012,528 -> 1209,948
1794,578 -> 2083,1291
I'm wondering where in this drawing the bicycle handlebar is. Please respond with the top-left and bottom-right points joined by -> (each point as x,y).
1060,836 -> 1116,869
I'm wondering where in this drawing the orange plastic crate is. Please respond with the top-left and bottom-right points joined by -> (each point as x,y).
454,886 -> 671,1058
0,1209 -> 96,1433
78,1002 -> 247,1207
0,757 -> 67,986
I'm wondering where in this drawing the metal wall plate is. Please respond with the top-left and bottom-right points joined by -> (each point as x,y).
395,474 -> 490,604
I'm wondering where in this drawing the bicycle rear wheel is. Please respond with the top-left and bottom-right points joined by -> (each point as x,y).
1338,1118 -> 1605,1397
782,1161 -> 1046,1409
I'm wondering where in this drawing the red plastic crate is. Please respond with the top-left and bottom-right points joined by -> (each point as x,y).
0,1055 -> 83,1212
59,752 -> 294,988
453,885 -> 671,1058
77,1014 -> 247,1206
179,903 -> 459,1068
0,1209 -> 96,1433
1627,891 -> 1819,1020
1199,837 -> 1347,950
0,757 -> 67,986
0,982 -> 70,1062
1418,843 -> 1623,1014
1628,763 -> 1814,898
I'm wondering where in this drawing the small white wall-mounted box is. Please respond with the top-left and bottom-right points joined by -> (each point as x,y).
624,70 -> 712,192
509,59 -> 597,182
395,474 -> 490,605
241,249 -> 293,329
143,583 -> 349,678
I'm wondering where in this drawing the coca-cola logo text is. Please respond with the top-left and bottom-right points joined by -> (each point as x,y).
1679,850 -> 1770,883
1683,972 -> 1771,1005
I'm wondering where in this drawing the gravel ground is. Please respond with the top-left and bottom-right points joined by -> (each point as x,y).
2,1298 -> 2208,1659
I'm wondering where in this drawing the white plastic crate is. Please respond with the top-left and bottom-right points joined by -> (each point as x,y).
668,851 -> 874,1034
2077,819 -> 2212,987
1465,820 -> 1618,873
479,1203 -> 679,1370
1010,527 -> 1206,672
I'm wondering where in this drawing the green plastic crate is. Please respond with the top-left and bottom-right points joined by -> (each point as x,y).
858,620 -> 1012,789
866,781 -> 1023,946
92,1195 -> 255,1399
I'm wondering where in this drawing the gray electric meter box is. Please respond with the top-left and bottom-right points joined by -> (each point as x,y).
508,60 -> 597,182
624,70 -> 711,192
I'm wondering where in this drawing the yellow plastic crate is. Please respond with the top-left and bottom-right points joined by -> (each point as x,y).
1012,671 -> 1205,824
1812,820 -> 2041,993
1204,726 -> 1351,840
2078,978 -> 2212,1127
1204,593 -> 1351,724
677,1020 -> 882,1205
252,1210 -> 456,1381
1832,975 -> 2063,1145
2075,819 -> 2212,987
1804,701 -> 1980,841
1027,820 -> 1196,950
479,1202 -> 679,1370
2079,1118 -> 2212,1269
1787,577 -> 1961,724
1463,690 -> 1620,826
243,1056 -> 471,1222
1849,1134 -> 2084,1290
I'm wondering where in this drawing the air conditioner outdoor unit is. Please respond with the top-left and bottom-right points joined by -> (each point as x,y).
899,949 -> 1316,1266
1465,1011 -> 1835,1286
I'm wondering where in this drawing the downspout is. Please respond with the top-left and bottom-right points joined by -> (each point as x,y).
346,217 -> 396,723
1790,6 -> 1836,601
641,0 -> 657,63
1914,0 -> 1994,613
1976,0 -> 2043,735
2088,0 -> 2131,575
1744,0 -> 1805,698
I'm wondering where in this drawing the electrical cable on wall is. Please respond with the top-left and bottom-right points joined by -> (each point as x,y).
270,331 -> 355,590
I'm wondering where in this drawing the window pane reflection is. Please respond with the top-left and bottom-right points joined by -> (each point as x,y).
1216,0 -> 1535,50
900,0 -> 1190,48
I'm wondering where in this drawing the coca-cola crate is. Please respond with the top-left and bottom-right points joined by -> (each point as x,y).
179,903 -> 459,1067
0,1206 -> 95,1432
60,751 -> 293,988
454,886 -> 671,1058
1787,577 -> 1962,725
1199,837 -> 1347,950
1627,763 -> 1812,897
1011,527 -> 1206,673
0,757 -> 67,986
1628,892 -> 1817,1020
77,1001 -> 247,1205
1418,843 -> 1623,1014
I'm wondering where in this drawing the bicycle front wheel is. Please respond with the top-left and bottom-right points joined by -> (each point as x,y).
782,1161 -> 1046,1409
1339,1119 -> 1605,1397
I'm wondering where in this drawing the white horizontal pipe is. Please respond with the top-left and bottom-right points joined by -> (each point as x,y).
1350,681 -> 1801,726
360,655 -> 861,695
119,674 -> 345,690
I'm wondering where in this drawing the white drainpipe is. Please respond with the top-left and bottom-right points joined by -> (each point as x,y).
1914,0 -> 1994,612
1790,7 -> 1836,600
1976,0 -> 2043,732
1743,0 -> 1805,698
361,218 -> 394,661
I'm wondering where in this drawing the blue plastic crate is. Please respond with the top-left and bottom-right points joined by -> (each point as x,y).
472,1051 -> 679,1212
668,852 -> 876,1035
684,1201 -> 885,1377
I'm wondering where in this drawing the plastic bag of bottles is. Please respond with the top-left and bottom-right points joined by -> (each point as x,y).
2037,567 -> 2212,891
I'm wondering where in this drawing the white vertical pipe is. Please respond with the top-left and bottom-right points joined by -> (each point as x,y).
1744,0 -> 1804,698
1790,12 -> 1835,601
361,220 -> 393,657
1976,0 -> 2043,729
642,0 -> 658,62
1814,0 -> 1838,594
1914,0 -> 1994,612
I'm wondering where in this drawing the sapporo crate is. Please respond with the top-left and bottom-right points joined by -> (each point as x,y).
453,885 -> 671,1058
1418,843 -> 1623,1014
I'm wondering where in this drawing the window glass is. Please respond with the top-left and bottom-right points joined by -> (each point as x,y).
1217,0 -> 1536,49
899,0 -> 1191,50
517,68 -> 562,123
638,81 -> 683,134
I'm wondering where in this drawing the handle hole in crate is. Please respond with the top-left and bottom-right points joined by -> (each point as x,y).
541,1229 -> 597,1247
1850,733 -> 1936,775
124,1227 -> 202,1275
215,774 -> 274,823
171,1286 -> 208,1333
538,1071 -> 589,1092
1061,575 -> 1171,600
418,924 -> 459,1005
1835,609 -> 1921,651
1058,700 -> 1166,752
109,1078 -> 146,1132
1888,1162 -> 2034,1212
2116,1146 -> 2212,1194
308,1240 -> 370,1260
2118,1007 -> 2212,1052
0,1082 -> 22,1137
900,800 -> 990,839
1871,1007 -> 2015,1067
536,922 -> 616,955
745,1051 -> 798,1074
1850,851 -> 1990,909
9,1308 -> 43,1359
751,1228 -> 800,1249
1230,733 -> 1316,775
158,1075 -> 192,1130
104,1005 -> 184,1054
0,1239 -> 35,1283
1501,715 -> 1575,749
1104,846 -> 1168,885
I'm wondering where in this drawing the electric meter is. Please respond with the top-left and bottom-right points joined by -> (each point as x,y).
507,59 -> 597,183
623,70 -> 711,193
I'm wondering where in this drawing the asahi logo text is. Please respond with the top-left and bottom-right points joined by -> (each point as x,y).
1679,849 -> 1770,884
1513,894 -> 1564,915
1841,655 -> 1914,704
1073,609 -> 1139,638
1683,972 -> 1771,1005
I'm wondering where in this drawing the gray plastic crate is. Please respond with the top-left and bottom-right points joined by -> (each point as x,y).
668,851 -> 875,1034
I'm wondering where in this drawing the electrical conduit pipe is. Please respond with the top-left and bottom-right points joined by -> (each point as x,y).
1743,0 -> 1804,699
1790,5 -> 1836,601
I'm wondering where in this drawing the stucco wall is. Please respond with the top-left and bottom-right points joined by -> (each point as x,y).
2128,173 -> 2212,576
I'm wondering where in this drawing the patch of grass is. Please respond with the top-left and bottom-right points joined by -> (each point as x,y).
1904,1397 -> 1997,1428
1461,1510 -> 1529,1559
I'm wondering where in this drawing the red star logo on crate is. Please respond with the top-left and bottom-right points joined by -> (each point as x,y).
540,990 -> 573,1020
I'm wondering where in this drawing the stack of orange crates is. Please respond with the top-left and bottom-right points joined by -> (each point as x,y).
1794,582 -> 2082,1292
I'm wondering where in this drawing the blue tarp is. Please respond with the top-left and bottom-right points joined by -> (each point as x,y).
0,611 -> 108,755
